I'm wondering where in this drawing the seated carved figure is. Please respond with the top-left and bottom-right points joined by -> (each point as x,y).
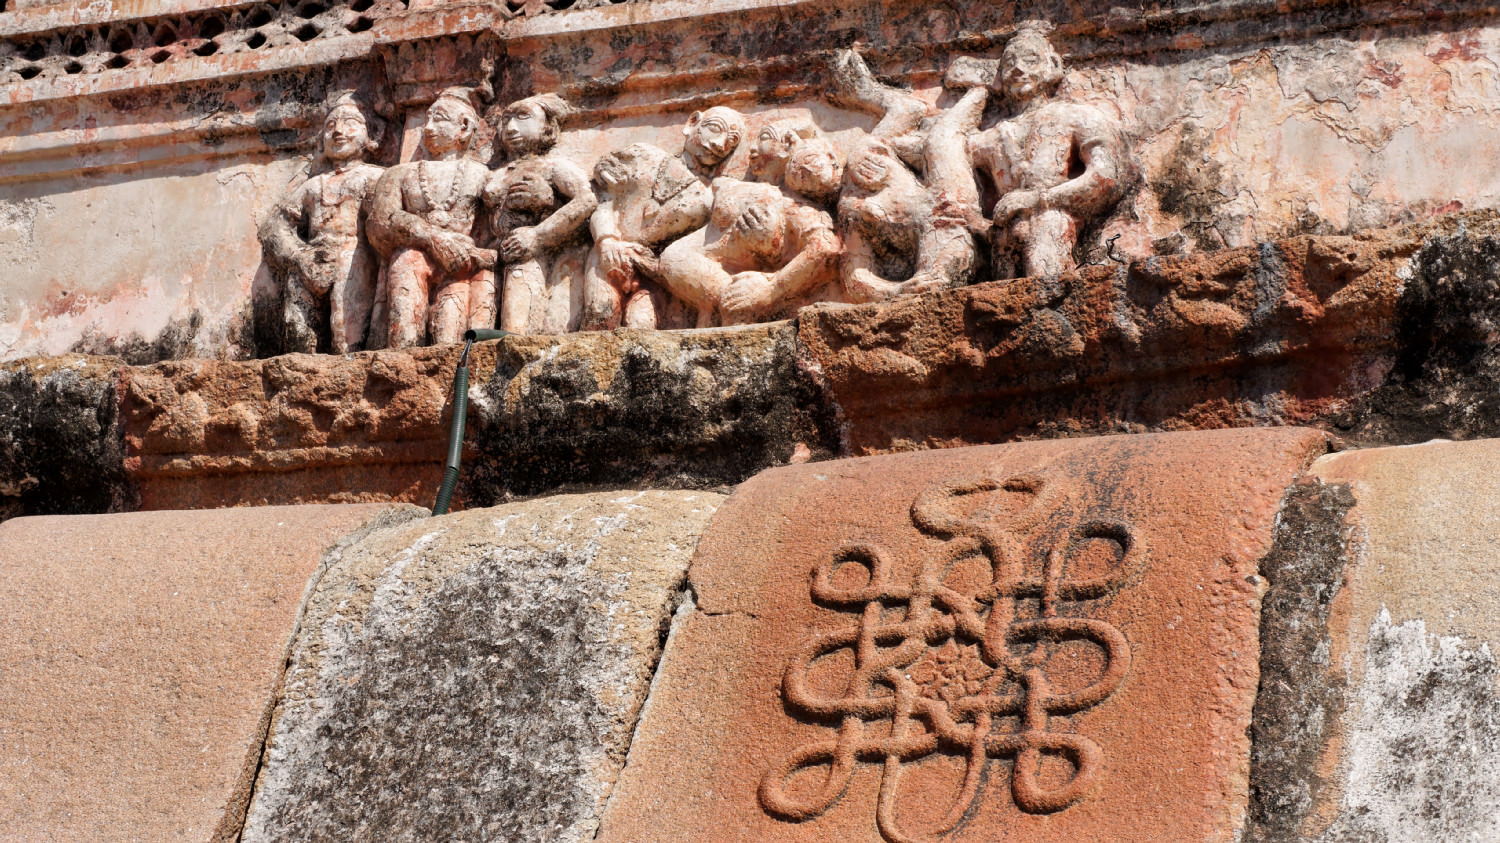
258,92 -> 384,354
657,122 -> 845,325
831,49 -> 984,303
965,21 -> 1128,278
583,143 -> 711,330
483,93 -> 598,335
368,87 -> 496,348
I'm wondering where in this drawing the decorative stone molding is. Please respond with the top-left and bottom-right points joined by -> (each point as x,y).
0,0 -> 407,85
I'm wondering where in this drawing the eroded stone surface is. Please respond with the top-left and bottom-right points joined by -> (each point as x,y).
599,427 -> 1327,843
796,213 -> 1440,453
120,347 -> 465,510
1241,438 -> 1500,840
0,354 -> 130,520
468,321 -> 837,502
0,503 -> 415,843
241,489 -> 725,843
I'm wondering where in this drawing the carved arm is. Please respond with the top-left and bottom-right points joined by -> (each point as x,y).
529,158 -> 597,252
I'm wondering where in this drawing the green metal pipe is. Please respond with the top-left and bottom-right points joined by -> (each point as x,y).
431,329 -> 510,516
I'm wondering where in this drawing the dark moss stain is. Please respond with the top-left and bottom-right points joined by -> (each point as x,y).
254,547 -> 653,840
1242,479 -> 1354,843
1331,225 -> 1500,444
0,361 -> 136,521
1152,122 -> 1227,252
466,326 -> 839,503
70,311 -> 203,365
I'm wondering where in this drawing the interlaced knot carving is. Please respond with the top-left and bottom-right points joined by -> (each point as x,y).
759,472 -> 1145,843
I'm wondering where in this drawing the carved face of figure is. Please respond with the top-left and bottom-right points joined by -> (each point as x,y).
594,152 -> 632,194
847,138 -> 897,192
422,98 -> 476,158
785,139 -> 843,204
683,107 -> 745,170
500,99 -> 551,157
321,105 -> 370,164
1000,34 -> 1063,102
748,124 -> 796,179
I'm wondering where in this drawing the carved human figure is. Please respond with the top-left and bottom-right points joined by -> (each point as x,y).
746,118 -> 818,186
656,123 -> 845,326
830,49 -> 984,303
368,87 -> 497,348
483,93 -> 598,335
965,21 -> 1128,278
681,106 -> 747,182
258,92 -> 384,354
582,143 -> 712,330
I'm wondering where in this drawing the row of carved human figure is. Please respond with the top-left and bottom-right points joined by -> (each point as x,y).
258,21 -> 1130,352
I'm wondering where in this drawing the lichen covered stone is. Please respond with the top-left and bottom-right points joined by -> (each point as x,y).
241,489 -> 725,843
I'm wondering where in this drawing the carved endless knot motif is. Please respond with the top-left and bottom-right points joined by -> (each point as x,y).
759,472 -> 1145,843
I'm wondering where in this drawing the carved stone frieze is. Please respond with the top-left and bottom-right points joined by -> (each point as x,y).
11,0 -> 1500,363
243,20 -> 1143,348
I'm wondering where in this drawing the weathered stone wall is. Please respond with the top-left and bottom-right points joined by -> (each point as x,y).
10,435 -> 1500,841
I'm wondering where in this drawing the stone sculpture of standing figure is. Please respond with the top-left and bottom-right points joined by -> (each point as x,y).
368,87 -> 496,348
484,93 -> 598,335
965,21 -> 1128,278
258,92 -> 385,354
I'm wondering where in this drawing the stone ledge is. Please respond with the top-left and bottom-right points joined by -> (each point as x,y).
10,217 -> 1500,518
797,212 -> 1500,453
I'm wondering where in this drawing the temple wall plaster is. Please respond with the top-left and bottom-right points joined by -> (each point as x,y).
0,159 -> 300,360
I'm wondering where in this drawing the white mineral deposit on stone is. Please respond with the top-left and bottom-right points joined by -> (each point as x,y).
1326,608 -> 1500,842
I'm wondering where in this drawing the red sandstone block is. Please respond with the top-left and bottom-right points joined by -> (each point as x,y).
599,428 -> 1328,843
0,504 -> 414,843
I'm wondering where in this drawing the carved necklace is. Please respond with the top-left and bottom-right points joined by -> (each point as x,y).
418,159 -> 465,229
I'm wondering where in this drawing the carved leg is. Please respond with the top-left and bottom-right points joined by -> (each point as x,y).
500,259 -> 545,335
556,249 -> 589,334
580,247 -> 624,332
1023,209 -> 1079,278
925,86 -> 987,212
366,264 -> 389,351
623,288 -> 660,330
386,248 -> 433,348
429,273 -> 471,345
657,231 -> 732,316
467,268 -> 497,334
991,219 -> 1026,281
830,49 -> 927,138
910,219 -> 977,291
333,244 -> 378,354
282,276 -> 321,355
